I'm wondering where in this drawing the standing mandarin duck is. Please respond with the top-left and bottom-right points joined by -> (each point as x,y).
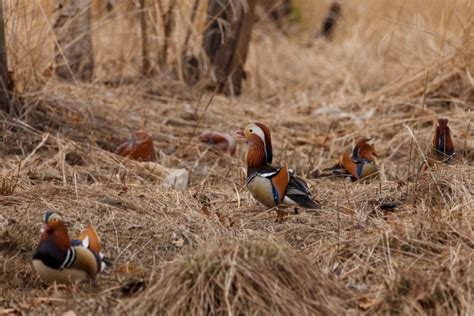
236,122 -> 320,210
199,131 -> 236,155
32,212 -> 109,283
339,138 -> 379,180
116,130 -> 157,162
432,118 -> 455,163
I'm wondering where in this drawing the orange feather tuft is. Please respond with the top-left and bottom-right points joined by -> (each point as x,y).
340,152 -> 358,178
78,226 -> 101,255
271,165 -> 290,203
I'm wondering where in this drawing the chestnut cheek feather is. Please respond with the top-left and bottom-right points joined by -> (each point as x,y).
247,142 -> 266,168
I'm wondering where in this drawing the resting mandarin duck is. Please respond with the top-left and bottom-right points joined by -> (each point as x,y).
32,212 -> 109,283
339,138 -> 379,180
199,131 -> 236,155
116,130 -> 157,162
236,122 -> 320,210
432,118 -> 455,163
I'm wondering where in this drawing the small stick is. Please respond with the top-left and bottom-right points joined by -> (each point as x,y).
22,133 -> 49,166
139,0 -> 150,76
411,70 -> 429,198
463,114 -> 471,160
182,0 -> 201,55
158,0 -> 177,67
406,136 -> 414,197
342,179 -> 354,214
187,84 -> 220,145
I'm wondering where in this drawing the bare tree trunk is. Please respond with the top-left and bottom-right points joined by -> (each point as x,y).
260,0 -> 291,24
157,0 -> 177,67
181,0 -> 202,85
139,0 -> 150,75
203,0 -> 257,96
53,0 -> 94,81
321,1 -> 341,39
0,1 -> 10,112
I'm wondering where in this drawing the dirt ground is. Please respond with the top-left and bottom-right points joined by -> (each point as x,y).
0,1 -> 473,315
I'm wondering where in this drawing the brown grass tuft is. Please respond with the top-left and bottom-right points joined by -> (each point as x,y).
411,165 -> 473,210
122,237 -> 351,315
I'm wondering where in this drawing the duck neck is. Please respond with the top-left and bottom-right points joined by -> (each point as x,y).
247,141 -> 267,171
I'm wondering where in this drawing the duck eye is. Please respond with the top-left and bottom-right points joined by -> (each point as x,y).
249,129 -> 253,133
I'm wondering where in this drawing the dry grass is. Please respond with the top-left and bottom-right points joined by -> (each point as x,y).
122,237 -> 351,315
0,0 -> 473,315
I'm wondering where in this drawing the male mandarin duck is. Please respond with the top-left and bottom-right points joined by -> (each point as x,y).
116,130 -> 157,162
199,131 -> 236,155
236,122 -> 320,210
339,138 -> 379,180
32,211 -> 109,283
432,118 -> 455,163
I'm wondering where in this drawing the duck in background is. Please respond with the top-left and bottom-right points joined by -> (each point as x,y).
236,122 -> 320,210
199,131 -> 236,155
116,130 -> 157,162
340,138 -> 379,180
32,211 -> 109,283
421,118 -> 456,170
320,138 -> 379,181
431,118 -> 456,163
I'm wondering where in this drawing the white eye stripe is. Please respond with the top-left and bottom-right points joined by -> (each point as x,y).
249,124 -> 266,144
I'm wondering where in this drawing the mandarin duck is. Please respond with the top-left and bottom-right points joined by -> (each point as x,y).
32,212 -> 109,283
339,138 -> 379,180
236,122 -> 320,210
199,131 -> 236,155
116,130 -> 157,162
432,118 -> 455,163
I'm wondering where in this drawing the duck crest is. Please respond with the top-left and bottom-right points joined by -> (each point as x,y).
352,138 -> 377,161
255,122 -> 273,164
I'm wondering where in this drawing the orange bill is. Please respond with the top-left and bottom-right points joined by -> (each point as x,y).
235,130 -> 245,138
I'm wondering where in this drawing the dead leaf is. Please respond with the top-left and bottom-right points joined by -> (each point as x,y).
171,232 -> 184,247
164,169 -> 189,190
121,279 -> 146,296
357,296 -> 376,311
0,307 -> 18,315
0,215 -> 8,236
41,167 -> 62,181
115,262 -> 142,277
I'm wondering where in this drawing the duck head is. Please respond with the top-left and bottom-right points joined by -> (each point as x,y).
352,138 -> 377,161
199,131 -> 236,155
39,211 -> 71,252
116,130 -> 156,162
236,122 -> 273,168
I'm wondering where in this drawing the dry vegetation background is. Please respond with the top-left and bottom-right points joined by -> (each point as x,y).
0,0 -> 473,315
